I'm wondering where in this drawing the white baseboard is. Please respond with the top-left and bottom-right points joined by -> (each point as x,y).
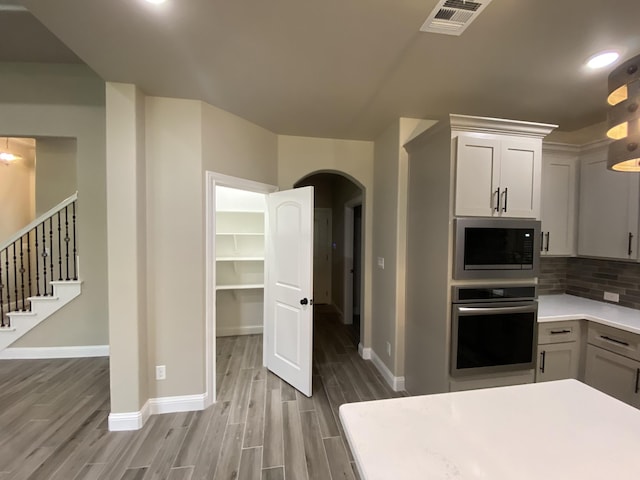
0,345 -> 109,359
149,393 -> 207,415
358,343 -> 372,360
217,325 -> 263,337
108,393 -> 208,431
369,349 -> 405,392
108,400 -> 150,431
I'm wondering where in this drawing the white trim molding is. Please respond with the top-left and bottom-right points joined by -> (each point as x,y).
450,114 -> 557,139
0,344 -> 109,360
108,393 -> 208,431
216,325 -> 263,337
108,400 -> 151,431
358,344 -> 372,360
369,349 -> 405,392
149,393 -> 208,415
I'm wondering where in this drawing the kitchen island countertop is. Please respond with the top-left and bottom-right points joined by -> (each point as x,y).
340,379 -> 640,480
538,294 -> 640,334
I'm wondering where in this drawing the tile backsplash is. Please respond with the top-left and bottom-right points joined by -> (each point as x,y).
539,257 -> 640,310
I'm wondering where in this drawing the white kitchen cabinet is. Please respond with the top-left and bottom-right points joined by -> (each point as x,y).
584,322 -> 640,408
585,344 -> 640,408
536,320 -> 581,383
537,342 -> 580,382
540,146 -> 578,256
455,134 -> 541,218
578,145 -> 640,260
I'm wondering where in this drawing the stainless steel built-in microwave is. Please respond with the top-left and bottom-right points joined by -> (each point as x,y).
453,218 -> 541,280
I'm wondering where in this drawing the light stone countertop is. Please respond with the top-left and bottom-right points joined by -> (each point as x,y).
538,294 -> 640,334
339,379 -> 640,480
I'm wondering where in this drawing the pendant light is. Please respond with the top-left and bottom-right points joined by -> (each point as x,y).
606,54 -> 640,171
0,138 -> 23,165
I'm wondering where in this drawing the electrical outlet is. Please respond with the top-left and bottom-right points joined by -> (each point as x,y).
377,257 -> 385,269
156,365 -> 166,380
604,291 -> 620,303
386,341 -> 391,357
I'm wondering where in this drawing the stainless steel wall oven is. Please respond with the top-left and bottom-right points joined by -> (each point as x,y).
451,285 -> 538,377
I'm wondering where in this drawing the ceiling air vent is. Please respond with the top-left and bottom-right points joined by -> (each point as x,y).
420,0 -> 493,36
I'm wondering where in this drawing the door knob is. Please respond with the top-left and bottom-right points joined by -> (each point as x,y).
300,298 -> 308,305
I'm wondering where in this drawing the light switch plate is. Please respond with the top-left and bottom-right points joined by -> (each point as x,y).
377,257 -> 385,269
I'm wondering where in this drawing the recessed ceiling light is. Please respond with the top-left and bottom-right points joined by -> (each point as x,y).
586,51 -> 620,69
145,0 -> 166,4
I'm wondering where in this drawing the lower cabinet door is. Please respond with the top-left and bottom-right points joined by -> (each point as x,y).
585,344 -> 640,407
536,342 -> 579,382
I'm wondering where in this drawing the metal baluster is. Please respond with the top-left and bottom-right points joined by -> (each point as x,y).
19,239 -> 25,311
72,201 -> 77,280
13,242 -> 18,312
65,206 -> 70,281
49,218 -> 54,295
35,225 -> 40,296
0,250 -> 4,327
42,221 -> 48,296
57,212 -> 62,281
27,231 -> 32,308
5,247 -> 10,310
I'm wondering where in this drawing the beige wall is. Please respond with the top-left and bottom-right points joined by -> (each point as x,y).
0,139 -> 35,242
145,96 -> 203,402
329,176 -> 362,316
35,137 -> 77,215
372,122 -> 400,372
201,102 -> 278,185
372,118 -> 438,377
106,83 -> 149,411
1,63 -> 108,349
277,135 -> 374,348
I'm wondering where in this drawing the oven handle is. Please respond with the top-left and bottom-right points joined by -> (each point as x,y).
457,305 -> 537,315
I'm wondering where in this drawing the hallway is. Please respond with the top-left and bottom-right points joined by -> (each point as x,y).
0,307 -> 404,479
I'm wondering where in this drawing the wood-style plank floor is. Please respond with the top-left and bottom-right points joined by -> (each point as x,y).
0,305 -> 405,479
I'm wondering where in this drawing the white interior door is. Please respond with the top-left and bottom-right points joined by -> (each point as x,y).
264,186 -> 314,396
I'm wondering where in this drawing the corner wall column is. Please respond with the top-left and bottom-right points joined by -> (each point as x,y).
105,82 -> 149,429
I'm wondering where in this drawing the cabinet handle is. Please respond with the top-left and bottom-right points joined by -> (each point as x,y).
494,188 -> 501,212
540,350 -> 546,373
600,335 -> 630,347
502,187 -> 508,212
636,368 -> 640,394
545,232 -> 550,252
629,232 -> 634,256
540,232 -> 545,252
550,329 -> 571,335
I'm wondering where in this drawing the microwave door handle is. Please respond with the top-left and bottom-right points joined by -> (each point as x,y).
457,305 -> 536,315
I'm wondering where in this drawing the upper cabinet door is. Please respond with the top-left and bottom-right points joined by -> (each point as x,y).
500,139 -> 541,219
455,135 -> 501,217
578,153 -> 640,260
455,134 -> 541,218
540,150 -> 578,256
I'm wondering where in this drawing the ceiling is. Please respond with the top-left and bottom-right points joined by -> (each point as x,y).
4,0 -> 640,140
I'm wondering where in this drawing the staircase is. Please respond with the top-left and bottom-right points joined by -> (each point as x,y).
0,193 -> 81,351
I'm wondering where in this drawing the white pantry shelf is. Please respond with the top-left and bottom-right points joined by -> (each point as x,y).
216,284 -> 264,291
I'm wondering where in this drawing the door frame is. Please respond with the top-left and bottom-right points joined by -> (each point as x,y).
205,171 -> 277,407
343,196 -> 362,333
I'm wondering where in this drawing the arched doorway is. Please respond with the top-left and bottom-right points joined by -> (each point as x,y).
294,171 -> 365,346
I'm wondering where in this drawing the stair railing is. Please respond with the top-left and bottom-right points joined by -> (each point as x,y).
0,192 -> 78,328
